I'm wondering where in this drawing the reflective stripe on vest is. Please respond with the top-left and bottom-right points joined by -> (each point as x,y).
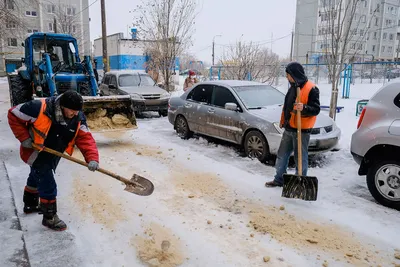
31,99 -> 79,156
282,81 -> 317,130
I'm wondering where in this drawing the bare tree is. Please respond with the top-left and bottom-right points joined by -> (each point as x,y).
132,0 -> 197,92
320,0 -> 376,119
220,41 -> 281,85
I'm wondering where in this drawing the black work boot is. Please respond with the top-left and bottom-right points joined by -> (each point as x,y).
23,186 -> 40,214
40,199 -> 67,231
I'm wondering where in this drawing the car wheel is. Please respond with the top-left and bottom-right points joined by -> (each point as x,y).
159,110 -> 168,117
175,115 -> 193,139
243,130 -> 269,163
367,160 -> 400,210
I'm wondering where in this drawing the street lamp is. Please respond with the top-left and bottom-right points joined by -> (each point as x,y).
212,34 -> 222,66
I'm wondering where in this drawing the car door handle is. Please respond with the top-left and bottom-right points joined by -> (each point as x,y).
184,103 -> 192,108
207,108 -> 215,113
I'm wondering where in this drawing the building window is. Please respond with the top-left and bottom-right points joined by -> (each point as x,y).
66,6 -> 76,16
5,0 -> 14,9
47,4 -> 55,14
360,30 -> 364,36
390,34 -> 394,40
27,29 -> 39,33
376,4 -> 380,12
351,43 -> 356,49
351,29 -> 357,36
388,46 -> 393,53
372,45 -> 376,52
48,22 -> 54,32
383,32 -> 387,39
375,18 -> 378,26
358,43 -> 363,50
361,15 -> 366,23
373,32 -> 377,39
25,11 -> 37,17
72,25 -> 76,33
6,20 -> 16,29
7,38 -> 17,47
382,46 -> 386,53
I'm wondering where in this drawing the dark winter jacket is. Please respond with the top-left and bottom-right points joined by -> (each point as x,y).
282,62 -> 321,133
8,96 -> 99,170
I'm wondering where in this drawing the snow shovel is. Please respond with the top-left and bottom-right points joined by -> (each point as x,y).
32,144 -> 154,196
281,86 -> 318,201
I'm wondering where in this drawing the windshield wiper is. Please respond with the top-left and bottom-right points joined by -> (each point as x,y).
138,74 -> 142,86
248,107 -> 265,110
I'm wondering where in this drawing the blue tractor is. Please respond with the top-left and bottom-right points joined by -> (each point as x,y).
8,33 -> 136,129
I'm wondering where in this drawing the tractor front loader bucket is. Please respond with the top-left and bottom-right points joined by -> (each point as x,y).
82,95 -> 137,133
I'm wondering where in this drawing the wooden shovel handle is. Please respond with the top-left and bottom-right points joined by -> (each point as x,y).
33,144 -> 142,188
296,86 -> 302,175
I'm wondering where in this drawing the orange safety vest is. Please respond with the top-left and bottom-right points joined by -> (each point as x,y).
31,99 -> 80,156
280,80 -> 317,130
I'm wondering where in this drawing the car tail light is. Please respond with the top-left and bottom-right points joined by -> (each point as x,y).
357,107 -> 366,129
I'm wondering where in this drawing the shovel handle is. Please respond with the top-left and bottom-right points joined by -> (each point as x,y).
33,144 -> 142,188
296,86 -> 302,175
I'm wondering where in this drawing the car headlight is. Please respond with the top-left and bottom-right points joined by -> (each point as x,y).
161,92 -> 171,98
130,93 -> 144,100
273,122 -> 284,134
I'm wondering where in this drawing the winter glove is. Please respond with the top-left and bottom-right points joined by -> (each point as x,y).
21,138 -> 33,148
88,161 -> 99,172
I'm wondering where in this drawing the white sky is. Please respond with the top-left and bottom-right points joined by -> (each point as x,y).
89,0 -> 296,64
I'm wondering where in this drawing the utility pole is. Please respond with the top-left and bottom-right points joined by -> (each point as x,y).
290,30 -> 294,61
101,0 -> 109,73
212,34 -> 221,66
212,40 -> 215,66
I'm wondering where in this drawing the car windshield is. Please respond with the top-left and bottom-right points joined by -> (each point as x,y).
232,85 -> 285,109
118,74 -> 155,87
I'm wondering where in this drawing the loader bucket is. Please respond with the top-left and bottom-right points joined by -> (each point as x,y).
82,95 -> 137,132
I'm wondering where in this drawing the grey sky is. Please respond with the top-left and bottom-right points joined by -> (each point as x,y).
89,0 -> 296,63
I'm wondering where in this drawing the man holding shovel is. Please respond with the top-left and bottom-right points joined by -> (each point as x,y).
8,90 -> 99,231
265,62 -> 320,188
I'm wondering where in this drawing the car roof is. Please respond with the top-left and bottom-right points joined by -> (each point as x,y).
198,80 -> 268,87
105,70 -> 148,76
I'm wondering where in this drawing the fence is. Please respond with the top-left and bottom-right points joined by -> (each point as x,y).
205,61 -> 400,98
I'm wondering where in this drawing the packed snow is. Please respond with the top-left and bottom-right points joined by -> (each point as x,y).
1,78 -> 400,267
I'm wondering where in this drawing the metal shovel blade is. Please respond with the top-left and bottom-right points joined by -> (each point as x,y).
281,174 -> 318,201
124,174 -> 154,196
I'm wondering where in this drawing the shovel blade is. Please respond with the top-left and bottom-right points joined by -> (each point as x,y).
124,174 -> 154,196
281,174 -> 318,201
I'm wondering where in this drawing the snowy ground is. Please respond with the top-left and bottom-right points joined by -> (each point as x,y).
1,79 -> 400,267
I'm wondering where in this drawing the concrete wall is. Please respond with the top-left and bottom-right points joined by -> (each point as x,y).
93,33 -> 180,72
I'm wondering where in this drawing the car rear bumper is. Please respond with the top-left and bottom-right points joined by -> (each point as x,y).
351,151 -> 363,165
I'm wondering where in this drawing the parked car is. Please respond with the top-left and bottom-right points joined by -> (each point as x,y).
168,80 -> 341,162
351,81 -> 400,210
99,70 -> 171,116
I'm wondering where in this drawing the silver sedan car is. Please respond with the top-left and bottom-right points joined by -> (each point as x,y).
168,80 -> 341,162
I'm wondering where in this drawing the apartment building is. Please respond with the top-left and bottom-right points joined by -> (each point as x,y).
294,0 -> 400,63
0,0 -> 90,75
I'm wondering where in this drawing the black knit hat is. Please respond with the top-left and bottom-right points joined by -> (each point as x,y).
60,90 -> 83,111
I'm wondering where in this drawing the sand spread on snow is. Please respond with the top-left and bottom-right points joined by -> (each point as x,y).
167,165 -> 390,266
131,222 -> 184,267
86,108 -> 135,131
71,176 -> 128,230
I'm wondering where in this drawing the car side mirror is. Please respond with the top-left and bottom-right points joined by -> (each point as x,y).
21,57 -> 25,63
109,84 -> 117,89
225,102 -> 238,111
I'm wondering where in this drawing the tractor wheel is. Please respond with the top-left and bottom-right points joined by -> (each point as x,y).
79,82 -> 92,96
8,74 -> 32,107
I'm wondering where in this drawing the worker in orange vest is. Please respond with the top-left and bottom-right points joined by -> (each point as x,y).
265,62 -> 320,187
8,90 -> 99,231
